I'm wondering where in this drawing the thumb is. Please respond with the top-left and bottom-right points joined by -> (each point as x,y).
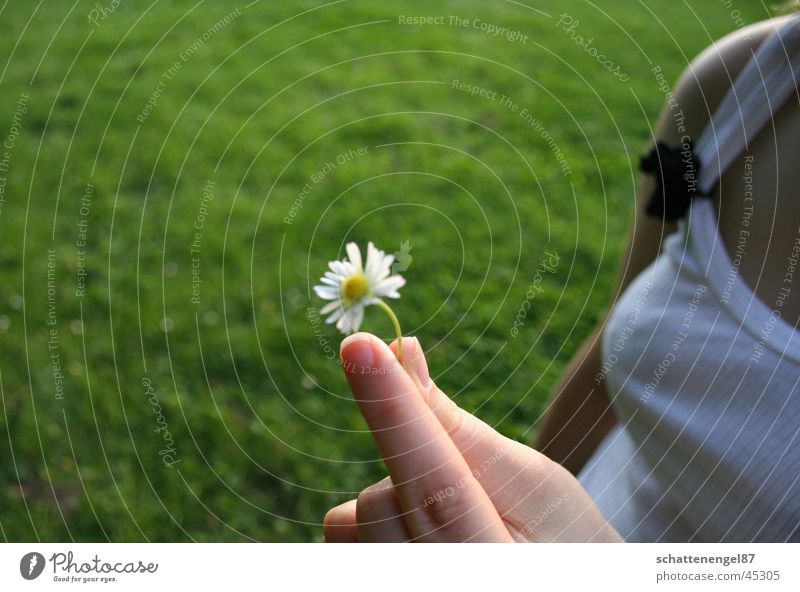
390,337 -> 620,541
391,337 -> 621,542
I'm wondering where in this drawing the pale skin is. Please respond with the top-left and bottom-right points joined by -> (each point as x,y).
324,334 -> 622,542
323,16 -> 799,542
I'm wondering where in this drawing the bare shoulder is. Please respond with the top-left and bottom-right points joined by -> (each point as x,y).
667,16 -> 795,139
660,17 -> 794,142
711,14 -> 800,327
616,17 -> 794,297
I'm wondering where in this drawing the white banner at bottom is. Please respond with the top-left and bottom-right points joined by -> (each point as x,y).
0,543 -> 797,591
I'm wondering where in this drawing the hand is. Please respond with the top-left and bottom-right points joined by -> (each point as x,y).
323,333 -> 622,543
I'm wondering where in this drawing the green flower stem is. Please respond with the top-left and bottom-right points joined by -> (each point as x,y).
375,300 -> 427,394
376,299 -> 403,362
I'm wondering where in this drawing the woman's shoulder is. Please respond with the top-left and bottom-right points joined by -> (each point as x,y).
664,16 -> 795,143
609,16 -> 797,308
709,16 -> 800,327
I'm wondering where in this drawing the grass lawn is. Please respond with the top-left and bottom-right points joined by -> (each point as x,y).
0,0 -> 776,541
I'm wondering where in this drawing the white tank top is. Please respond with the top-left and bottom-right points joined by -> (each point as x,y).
578,15 -> 800,542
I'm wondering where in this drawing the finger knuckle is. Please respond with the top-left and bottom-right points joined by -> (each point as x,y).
431,396 -> 475,448
355,483 -> 393,524
409,478 -> 475,536
366,475 -> 394,493
355,490 -> 375,522
530,449 -> 565,483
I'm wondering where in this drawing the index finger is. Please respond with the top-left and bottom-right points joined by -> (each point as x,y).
340,332 -> 512,542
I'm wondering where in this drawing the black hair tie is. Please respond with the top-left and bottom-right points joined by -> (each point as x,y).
639,140 -> 707,221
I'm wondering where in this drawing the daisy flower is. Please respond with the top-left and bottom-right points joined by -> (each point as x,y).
314,241 -> 406,355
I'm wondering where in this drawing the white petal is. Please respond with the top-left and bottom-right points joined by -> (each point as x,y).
323,272 -> 344,283
364,242 -> 380,279
376,253 -> 395,280
375,255 -> 394,283
329,260 -> 348,277
341,261 -> 357,277
313,285 -> 339,300
336,303 -> 364,334
350,305 -> 365,332
368,247 -> 395,284
325,307 -> 344,324
377,275 -> 405,290
320,300 -> 342,315
373,275 -> 406,299
346,242 -> 363,271
319,275 -> 340,287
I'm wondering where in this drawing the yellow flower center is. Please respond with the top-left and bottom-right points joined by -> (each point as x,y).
342,273 -> 370,301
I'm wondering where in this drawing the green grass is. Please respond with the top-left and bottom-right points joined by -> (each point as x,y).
0,0 -> 775,541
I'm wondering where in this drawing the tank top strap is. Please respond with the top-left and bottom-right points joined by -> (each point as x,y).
696,15 -> 800,195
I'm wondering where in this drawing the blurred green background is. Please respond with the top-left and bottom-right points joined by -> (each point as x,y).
0,0 -> 775,541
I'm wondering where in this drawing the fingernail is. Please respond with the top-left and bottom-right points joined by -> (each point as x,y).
413,337 -> 431,387
341,333 -> 375,371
